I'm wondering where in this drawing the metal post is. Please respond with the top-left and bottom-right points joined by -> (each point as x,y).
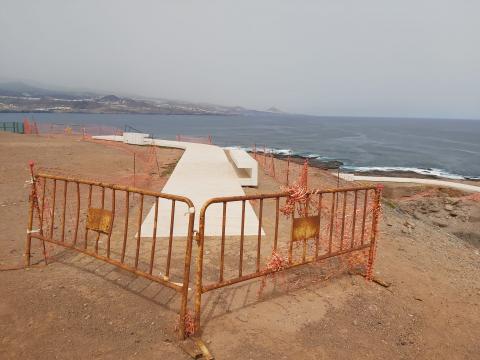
263,144 -> 267,168
24,177 -> 35,267
366,185 -> 382,280
286,155 -> 290,186
133,153 -> 136,187
305,158 -> 309,190
194,213 -> 206,332
179,206 -> 195,339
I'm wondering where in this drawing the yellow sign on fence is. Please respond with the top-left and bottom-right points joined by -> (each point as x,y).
292,215 -> 320,242
86,208 -> 113,234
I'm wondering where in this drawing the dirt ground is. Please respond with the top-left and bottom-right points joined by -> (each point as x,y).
1,132 -> 479,359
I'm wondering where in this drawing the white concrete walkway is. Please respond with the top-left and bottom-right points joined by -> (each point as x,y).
339,173 -> 480,193
93,136 -> 262,236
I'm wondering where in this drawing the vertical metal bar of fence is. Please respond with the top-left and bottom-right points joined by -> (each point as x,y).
133,153 -> 136,187
305,159 -> 309,190
179,203 -> 195,340
263,145 -> 267,168
61,180 -> 67,242
361,189 -> 369,245
95,186 -> 105,253
73,182 -> 80,245
366,186 -> 382,280
149,197 -> 159,274
107,189 -> 115,258
194,209 -> 206,331
84,184 -> 92,249
274,197 -> 279,251
50,180 -> 57,240
256,199 -> 263,272
302,194 -> 309,262
288,213 -> 294,263
24,180 -> 35,267
40,178 -> 46,234
134,194 -> 144,269
328,192 -> 335,254
220,202 -> 227,282
340,191 -> 347,250
166,200 -> 176,277
271,152 -> 276,178
239,200 -> 245,277
351,190 -> 358,248
121,191 -> 129,263
315,193 -> 322,259
286,155 -> 290,186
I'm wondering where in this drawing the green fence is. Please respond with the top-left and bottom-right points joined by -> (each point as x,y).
0,122 -> 24,134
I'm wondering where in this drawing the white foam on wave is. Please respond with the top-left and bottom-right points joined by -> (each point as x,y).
222,146 -> 479,180
225,145 -> 294,156
343,166 -> 467,180
273,149 -> 294,155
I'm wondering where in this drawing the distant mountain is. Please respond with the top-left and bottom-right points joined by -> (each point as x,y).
98,95 -> 121,103
266,106 -> 283,113
0,81 -> 281,115
0,81 -> 97,100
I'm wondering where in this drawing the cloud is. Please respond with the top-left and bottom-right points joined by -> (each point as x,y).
1,0 -> 479,118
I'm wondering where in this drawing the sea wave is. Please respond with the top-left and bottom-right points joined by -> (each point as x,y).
223,146 -> 480,180
341,166 -> 471,180
224,145 -> 294,156
225,146 -> 328,158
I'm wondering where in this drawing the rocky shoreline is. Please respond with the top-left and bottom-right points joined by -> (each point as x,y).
266,153 -> 480,182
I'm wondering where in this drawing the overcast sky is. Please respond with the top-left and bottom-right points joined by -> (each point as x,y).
1,0 -> 479,118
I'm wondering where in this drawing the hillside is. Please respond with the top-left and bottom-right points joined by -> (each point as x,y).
0,81 -> 271,116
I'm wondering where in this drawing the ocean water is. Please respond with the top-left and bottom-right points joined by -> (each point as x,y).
1,113 -> 479,179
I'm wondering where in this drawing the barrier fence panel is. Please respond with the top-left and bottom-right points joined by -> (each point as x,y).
24,164 -> 382,338
253,148 -> 310,187
30,121 -> 123,137
176,134 -> 213,145
193,185 -> 382,331
252,144 -> 351,189
24,166 -> 195,339
0,121 -> 24,133
11,119 -> 123,137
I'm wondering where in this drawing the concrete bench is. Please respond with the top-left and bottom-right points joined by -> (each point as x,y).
123,132 -> 151,145
226,149 -> 258,187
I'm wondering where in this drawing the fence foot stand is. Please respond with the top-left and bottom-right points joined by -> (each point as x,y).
180,337 -> 214,360
41,240 -> 48,265
24,233 -> 32,268
23,252 -> 30,268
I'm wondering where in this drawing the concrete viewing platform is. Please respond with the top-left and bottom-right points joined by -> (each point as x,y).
93,134 -> 262,237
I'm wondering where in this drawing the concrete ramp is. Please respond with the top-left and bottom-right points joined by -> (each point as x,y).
92,135 -> 263,236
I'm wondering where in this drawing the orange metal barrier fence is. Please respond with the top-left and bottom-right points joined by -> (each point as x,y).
176,134 -> 213,145
193,185 -> 382,331
252,144 -> 310,186
25,164 -> 195,339
21,119 -> 123,137
25,165 -> 382,338
252,144 -> 351,189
